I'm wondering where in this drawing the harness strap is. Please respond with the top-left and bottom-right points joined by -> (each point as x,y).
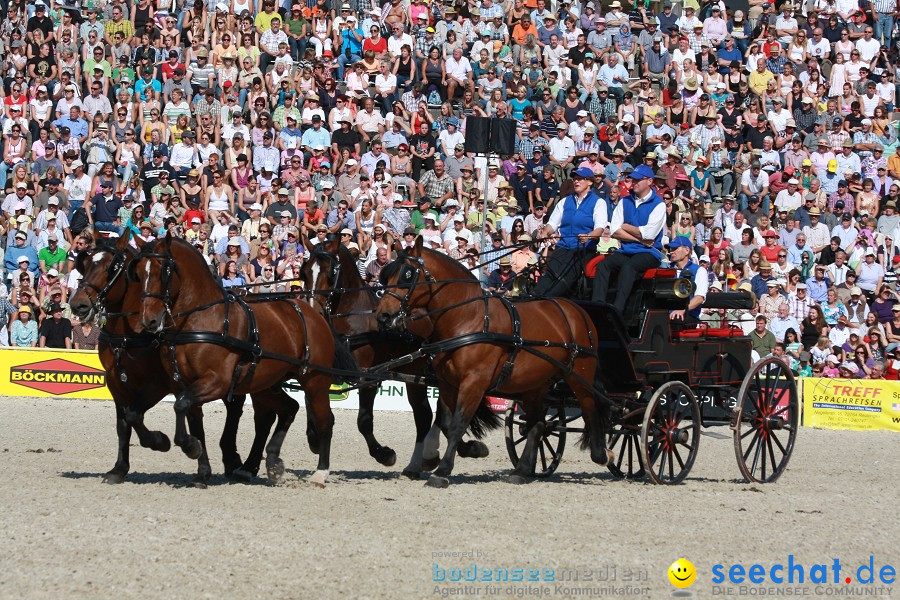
489,296 -> 523,393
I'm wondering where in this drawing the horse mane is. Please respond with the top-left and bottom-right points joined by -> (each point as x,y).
143,235 -> 220,290
420,247 -> 481,285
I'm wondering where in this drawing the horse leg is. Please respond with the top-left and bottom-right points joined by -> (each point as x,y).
305,398 -> 319,455
232,399 -> 276,482
186,405 -> 212,488
507,393 -> 546,485
433,396 -> 489,460
220,394 -> 245,478
402,383 -> 436,478
264,386 -> 301,484
358,385 -> 397,467
124,398 -> 170,452
426,381 -> 481,489
421,403 -> 445,471
173,389 -> 204,460
305,374 -> 335,488
103,399 -> 132,484
566,365 -> 613,466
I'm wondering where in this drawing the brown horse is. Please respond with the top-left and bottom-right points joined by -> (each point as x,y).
300,238 -> 489,478
70,233 -> 246,487
376,237 -> 613,487
134,234 -> 350,486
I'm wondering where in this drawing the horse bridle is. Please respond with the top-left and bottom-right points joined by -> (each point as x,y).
380,253 -> 435,325
79,248 -> 129,318
308,249 -> 343,316
138,249 -> 180,328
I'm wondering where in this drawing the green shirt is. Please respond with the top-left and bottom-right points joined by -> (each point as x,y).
410,208 -> 438,233
285,16 -> 307,37
38,246 -> 67,269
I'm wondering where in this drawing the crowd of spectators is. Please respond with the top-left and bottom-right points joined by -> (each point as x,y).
5,0 -> 900,376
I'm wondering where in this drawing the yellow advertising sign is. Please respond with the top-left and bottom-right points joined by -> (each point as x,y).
0,348 -> 112,400
802,378 -> 900,432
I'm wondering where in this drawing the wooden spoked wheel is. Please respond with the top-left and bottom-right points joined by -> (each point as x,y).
732,357 -> 799,483
607,419 -> 645,479
641,381 -> 701,485
504,400 -> 569,477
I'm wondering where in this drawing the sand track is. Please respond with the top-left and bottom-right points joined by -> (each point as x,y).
0,396 -> 896,599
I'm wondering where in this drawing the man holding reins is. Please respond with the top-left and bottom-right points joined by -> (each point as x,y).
533,167 -> 608,298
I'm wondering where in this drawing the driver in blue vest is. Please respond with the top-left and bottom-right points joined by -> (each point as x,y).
533,167 -> 609,298
665,237 -> 708,323
592,164 -> 666,312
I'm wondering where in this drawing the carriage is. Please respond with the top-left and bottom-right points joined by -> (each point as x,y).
504,265 -> 800,485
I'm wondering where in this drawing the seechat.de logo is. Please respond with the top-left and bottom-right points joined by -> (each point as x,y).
10,359 -> 106,395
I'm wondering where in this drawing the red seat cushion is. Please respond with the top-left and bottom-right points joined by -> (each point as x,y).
643,268 -> 677,279
585,254 -> 606,278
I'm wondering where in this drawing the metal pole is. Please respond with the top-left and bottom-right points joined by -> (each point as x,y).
479,151 -> 491,253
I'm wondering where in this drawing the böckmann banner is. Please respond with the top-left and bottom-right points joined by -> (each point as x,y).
0,348 -> 112,400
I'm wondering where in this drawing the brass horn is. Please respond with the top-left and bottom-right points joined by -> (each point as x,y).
652,277 -> 696,300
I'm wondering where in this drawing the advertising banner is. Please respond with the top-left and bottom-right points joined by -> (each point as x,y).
802,377 -> 900,432
0,348 -> 113,400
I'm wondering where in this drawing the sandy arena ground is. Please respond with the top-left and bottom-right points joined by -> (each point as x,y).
0,395 -> 896,600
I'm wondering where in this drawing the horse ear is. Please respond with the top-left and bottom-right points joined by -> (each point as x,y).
391,239 -> 402,255
413,234 -> 424,254
302,230 -> 315,254
165,230 -> 173,250
326,237 -> 341,255
74,250 -> 89,276
116,228 -> 132,251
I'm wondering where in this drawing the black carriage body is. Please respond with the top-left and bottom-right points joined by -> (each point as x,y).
575,272 -> 754,418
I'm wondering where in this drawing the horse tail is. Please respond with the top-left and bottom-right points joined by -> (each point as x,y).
331,334 -> 360,380
467,398 -> 503,439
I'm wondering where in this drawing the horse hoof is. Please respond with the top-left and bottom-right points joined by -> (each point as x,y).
190,478 -> 208,489
592,448 -> 615,467
425,475 -> 449,489
422,456 -> 440,472
307,470 -> 328,488
401,468 -> 420,480
372,446 -> 397,467
153,433 -> 171,453
181,437 -> 203,460
230,468 -> 255,483
266,458 -> 285,483
507,474 -> 529,485
458,440 -> 490,458
102,471 -> 126,484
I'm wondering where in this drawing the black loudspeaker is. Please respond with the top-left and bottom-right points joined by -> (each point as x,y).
463,117 -> 518,156
464,116 -> 490,154
490,118 -> 517,156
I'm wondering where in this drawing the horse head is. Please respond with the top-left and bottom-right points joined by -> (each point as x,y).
301,237 -> 344,313
136,232 -> 182,333
70,231 -> 134,323
376,235 -> 429,331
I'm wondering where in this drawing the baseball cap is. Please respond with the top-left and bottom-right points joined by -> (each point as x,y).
628,165 -> 655,180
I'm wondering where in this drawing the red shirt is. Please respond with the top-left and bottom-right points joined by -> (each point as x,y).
363,37 -> 387,55
160,61 -> 185,81
759,244 -> 783,262
183,208 -> 204,224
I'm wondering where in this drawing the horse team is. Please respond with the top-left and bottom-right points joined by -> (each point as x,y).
70,232 -> 614,488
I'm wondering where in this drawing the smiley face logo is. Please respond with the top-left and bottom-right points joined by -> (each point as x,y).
668,559 -> 696,588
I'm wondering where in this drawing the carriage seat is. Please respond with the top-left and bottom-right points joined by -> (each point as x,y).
585,254 -> 676,280
672,323 -> 746,340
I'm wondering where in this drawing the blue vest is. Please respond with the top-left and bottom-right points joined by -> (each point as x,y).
619,191 -> 664,260
557,191 -> 602,251
679,260 -> 702,319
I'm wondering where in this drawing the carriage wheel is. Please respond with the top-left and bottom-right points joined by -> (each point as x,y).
607,424 -> 645,479
641,381 -> 701,485
504,401 -> 567,477
732,357 -> 799,484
